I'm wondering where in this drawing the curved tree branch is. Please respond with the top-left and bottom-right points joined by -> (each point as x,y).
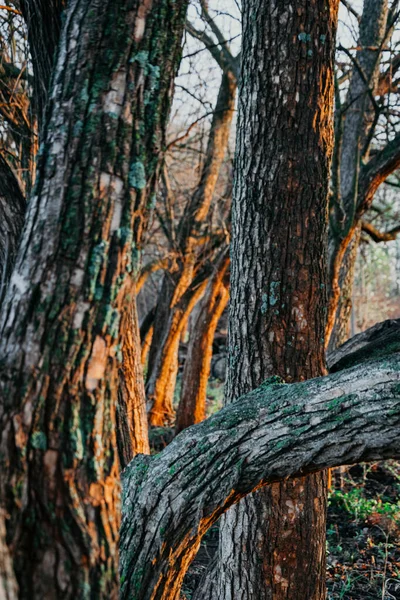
186,21 -> 240,79
120,347 -> 400,600
357,132 -> 400,214
361,220 -> 400,242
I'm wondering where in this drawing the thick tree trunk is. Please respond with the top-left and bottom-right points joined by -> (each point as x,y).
120,347 -> 400,600
0,0 -> 188,596
146,69 -> 236,425
176,251 -> 229,433
193,2 -> 339,599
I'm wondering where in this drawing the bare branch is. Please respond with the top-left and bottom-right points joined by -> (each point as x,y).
340,0 -> 361,22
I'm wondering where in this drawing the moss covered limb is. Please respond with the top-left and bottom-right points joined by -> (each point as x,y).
121,352 -> 400,600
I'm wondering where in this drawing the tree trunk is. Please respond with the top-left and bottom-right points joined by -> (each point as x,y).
176,251 -> 229,433
117,298 -> 150,467
327,226 -> 361,353
120,343 -> 400,600
146,69 -> 236,425
147,279 -> 208,426
195,2 -> 338,599
19,0 -> 66,130
0,0 -> 188,596
0,156 -> 26,301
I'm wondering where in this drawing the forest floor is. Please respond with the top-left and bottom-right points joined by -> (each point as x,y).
326,461 -> 400,599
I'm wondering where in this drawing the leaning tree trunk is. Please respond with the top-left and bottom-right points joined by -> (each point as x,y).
0,0 -> 188,596
176,250 -> 229,433
194,2 -> 339,599
147,279 -> 208,425
146,69 -> 236,425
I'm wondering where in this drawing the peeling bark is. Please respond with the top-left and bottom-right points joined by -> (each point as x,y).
120,351 -> 400,600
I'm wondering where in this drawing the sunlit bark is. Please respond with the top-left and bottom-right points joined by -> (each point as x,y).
176,250 -> 229,433
146,66 -> 236,425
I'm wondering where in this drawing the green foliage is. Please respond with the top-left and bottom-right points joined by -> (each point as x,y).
329,486 -> 400,523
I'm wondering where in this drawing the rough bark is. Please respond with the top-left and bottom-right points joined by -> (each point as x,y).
193,2 -> 338,600
117,299 -> 150,467
328,317 -> 400,372
0,0 -> 188,596
327,226 -> 361,352
120,350 -> 400,600
146,65 -> 237,425
176,251 -> 229,433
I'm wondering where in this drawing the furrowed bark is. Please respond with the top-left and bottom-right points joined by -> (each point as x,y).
146,65 -> 236,425
117,298 -> 150,467
0,0 -> 188,596
120,352 -> 400,600
328,317 -> 400,372
176,250 -> 229,433
196,2 -> 338,599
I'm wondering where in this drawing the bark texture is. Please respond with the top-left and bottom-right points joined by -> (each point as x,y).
120,350 -> 400,600
117,299 -> 150,467
19,0 -> 66,130
0,0 -> 188,596
196,2 -> 339,599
